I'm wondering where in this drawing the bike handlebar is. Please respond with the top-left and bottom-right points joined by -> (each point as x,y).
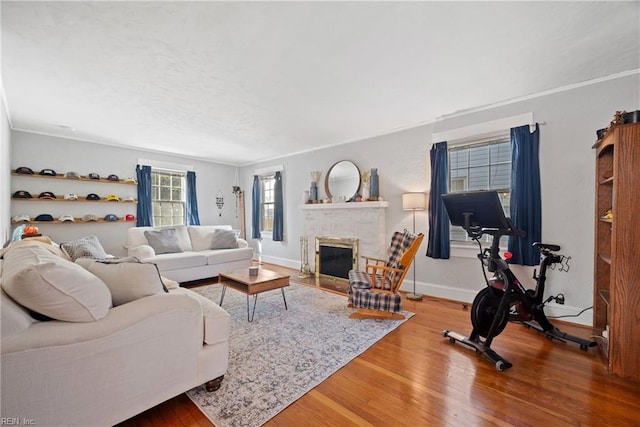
481,227 -> 526,238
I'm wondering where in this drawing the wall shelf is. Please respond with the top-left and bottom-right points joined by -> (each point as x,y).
299,201 -> 389,210
12,218 -> 132,224
12,197 -> 137,203
12,172 -> 136,185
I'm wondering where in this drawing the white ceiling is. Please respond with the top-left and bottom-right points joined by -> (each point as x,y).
2,1 -> 639,165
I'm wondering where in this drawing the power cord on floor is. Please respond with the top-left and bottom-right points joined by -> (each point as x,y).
547,305 -> 592,319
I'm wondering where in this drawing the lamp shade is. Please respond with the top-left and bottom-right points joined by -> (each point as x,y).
402,192 -> 426,211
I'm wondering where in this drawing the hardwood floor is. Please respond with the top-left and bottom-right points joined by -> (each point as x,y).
119,264 -> 640,426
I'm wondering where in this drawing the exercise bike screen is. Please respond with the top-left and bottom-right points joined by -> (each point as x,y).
442,190 -> 511,230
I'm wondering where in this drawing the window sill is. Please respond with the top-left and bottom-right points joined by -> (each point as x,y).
260,231 -> 273,240
450,242 -> 506,259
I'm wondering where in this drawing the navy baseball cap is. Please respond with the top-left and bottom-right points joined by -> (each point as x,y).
86,193 -> 101,201
13,190 -> 32,199
39,168 -> 57,176
15,167 -> 34,175
104,214 -> 119,221
35,214 -> 54,221
38,191 -> 56,200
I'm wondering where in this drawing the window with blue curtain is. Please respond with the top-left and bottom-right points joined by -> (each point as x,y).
251,170 -> 284,241
508,123 -> 541,265
426,141 -> 450,259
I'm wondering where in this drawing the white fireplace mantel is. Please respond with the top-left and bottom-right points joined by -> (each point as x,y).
300,201 -> 388,273
299,201 -> 389,210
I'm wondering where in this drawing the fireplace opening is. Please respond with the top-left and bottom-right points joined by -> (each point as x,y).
315,236 -> 358,280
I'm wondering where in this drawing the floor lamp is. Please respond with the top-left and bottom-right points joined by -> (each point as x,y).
402,192 -> 426,301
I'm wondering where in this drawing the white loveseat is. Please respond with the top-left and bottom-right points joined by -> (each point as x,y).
127,225 -> 254,283
0,241 -> 230,426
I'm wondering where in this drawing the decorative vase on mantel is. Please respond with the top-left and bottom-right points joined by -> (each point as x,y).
369,168 -> 379,201
310,171 -> 322,202
361,181 -> 370,201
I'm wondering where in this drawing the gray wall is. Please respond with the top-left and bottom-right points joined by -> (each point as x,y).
10,132 -> 241,255
7,73 -> 638,324
241,73 -> 640,325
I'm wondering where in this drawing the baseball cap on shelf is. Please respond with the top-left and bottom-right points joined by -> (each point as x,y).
86,193 -> 101,201
81,214 -> 99,222
12,214 -> 31,222
123,177 -> 137,184
104,214 -> 119,221
38,191 -> 56,200
15,167 -> 34,175
39,168 -> 57,176
107,174 -> 120,181
59,214 -> 75,222
64,193 -> 79,200
106,194 -> 120,201
35,214 -> 54,221
87,172 -> 100,180
12,190 -> 32,199
125,214 -> 136,221
122,196 -> 136,202
65,171 -> 80,179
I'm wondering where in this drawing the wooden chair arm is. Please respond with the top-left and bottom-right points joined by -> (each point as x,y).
361,255 -> 387,265
365,264 -> 405,290
365,264 -> 404,275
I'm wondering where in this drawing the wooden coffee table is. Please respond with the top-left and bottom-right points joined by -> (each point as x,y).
218,268 -> 290,322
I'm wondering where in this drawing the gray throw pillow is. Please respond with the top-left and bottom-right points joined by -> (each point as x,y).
144,228 -> 183,254
76,257 -> 168,306
210,229 -> 238,249
60,235 -> 109,262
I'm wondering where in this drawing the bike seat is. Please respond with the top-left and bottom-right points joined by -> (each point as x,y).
533,242 -> 561,252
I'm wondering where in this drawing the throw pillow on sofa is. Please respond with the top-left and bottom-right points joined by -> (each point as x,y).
210,229 -> 238,249
2,245 -> 112,322
76,258 -> 169,306
60,235 -> 109,261
144,228 -> 183,254
188,225 -> 233,251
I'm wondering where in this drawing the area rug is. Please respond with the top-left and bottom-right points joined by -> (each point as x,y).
187,282 -> 413,427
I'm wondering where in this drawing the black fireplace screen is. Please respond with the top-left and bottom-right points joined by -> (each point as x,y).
318,246 -> 353,279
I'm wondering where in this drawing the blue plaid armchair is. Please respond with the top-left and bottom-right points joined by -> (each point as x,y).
347,230 -> 424,319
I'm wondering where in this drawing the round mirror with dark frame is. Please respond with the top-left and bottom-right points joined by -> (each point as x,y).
325,160 -> 361,202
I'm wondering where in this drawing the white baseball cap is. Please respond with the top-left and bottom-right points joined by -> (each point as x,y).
64,193 -> 79,200
12,214 -> 31,222
59,214 -> 75,222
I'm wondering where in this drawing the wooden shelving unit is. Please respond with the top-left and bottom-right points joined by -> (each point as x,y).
11,218 -> 132,224
11,170 -> 137,227
593,121 -> 640,382
11,172 -> 137,185
12,196 -> 136,203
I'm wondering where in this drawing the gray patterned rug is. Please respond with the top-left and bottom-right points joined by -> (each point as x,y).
187,282 -> 413,427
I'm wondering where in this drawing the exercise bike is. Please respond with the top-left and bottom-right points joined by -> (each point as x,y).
440,191 -> 597,371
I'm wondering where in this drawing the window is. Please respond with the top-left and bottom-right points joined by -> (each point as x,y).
448,137 -> 511,242
152,170 -> 185,226
260,175 -> 275,232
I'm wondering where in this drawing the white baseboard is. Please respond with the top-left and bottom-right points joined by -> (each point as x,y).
258,255 -> 299,270
261,260 -> 593,326
401,280 -> 593,326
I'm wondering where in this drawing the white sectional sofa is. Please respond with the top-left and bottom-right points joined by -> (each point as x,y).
0,240 -> 230,426
127,225 -> 254,282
